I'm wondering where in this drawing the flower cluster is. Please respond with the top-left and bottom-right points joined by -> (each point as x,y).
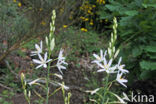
31,10 -> 68,74
79,0 -> 107,32
21,10 -> 69,104
90,17 -> 129,103
79,1 -> 96,32
92,50 -> 129,87
96,0 -> 106,4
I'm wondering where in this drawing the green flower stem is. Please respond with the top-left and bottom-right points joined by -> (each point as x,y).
102,73 -> 109,104
45,50 -> 52,104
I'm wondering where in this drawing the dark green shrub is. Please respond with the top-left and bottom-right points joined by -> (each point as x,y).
98,0 -> 156,79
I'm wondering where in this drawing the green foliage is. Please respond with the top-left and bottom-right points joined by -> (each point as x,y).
0,90 -> 14,104
0,0 -> 31,51
98,0 -> 156,79
56,27 -> 105,61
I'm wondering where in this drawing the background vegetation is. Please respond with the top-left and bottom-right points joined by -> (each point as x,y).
0,0 -> 156,104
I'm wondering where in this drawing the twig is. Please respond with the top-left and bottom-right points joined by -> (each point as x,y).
0,83 -> 13,91
4,60 -> 19,78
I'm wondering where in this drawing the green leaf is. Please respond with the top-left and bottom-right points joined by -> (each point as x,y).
147,53 -> 156,59
140,70 -> 156,80
125,10 -> 138,16
144,46 -> 156,52
132,46 -> 142,57
140,60 -> 156,70
142,3 -> 156,8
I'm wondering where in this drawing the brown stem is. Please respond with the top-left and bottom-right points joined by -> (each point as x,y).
0,29 -> 48,63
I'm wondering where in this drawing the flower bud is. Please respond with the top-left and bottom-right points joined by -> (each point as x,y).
50,38 -> 55,51
45,36 -> 49,46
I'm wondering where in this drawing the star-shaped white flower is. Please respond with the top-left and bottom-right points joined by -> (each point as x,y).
31,41 -> 43,56
117,57 -> 129,73
116,72 -> 128,88
56,49 -> 68,74
92,50 -> 106,64
33,52 -> 52,69
97,58 -> 116,74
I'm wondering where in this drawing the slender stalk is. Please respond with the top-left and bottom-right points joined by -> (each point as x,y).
45,50 -> 52,104
102,73 -> 109,104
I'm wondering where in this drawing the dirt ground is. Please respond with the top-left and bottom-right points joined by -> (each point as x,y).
0,54 -> 156,104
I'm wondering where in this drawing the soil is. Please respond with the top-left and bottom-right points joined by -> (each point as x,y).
0,54 -> 156,104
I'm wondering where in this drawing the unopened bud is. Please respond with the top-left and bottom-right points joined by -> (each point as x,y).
28,91 -> 31,98
45,36 -> 49,46
114,49 -> 120,59
50,38 -> 55,51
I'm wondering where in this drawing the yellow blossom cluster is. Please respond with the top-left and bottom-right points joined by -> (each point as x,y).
80,1 -> 96,16
96,0 -> 106,4
13,0 -> 22,7
81,28 -> 88,32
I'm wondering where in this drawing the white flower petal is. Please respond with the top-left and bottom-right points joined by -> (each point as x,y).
43,64 -> 47,68
40,41 -> 43,51
93,54 -> 100,60
33,59 -> 42,64
46,59 -> 52,63
113,93 -> 126,103
35,44 -> 41,51
36,64 -> 43,69
38,53 -> 44,61
44,52 -> 48,61
108,59 -> 113,67
28,78 -> 41,86
118,57 -> 122,65
97,69 -> 106,72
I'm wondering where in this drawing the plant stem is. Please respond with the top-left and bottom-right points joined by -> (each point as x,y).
45,50 -> 52,104
102,73 -> 109,104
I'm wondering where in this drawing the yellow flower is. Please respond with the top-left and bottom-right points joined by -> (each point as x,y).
105,19 -> 108,22
80,16 -> 85,20
88,10 -> 91,14
81,28 -> 88,32
41,21 -> 46,26
92,5 -> 96,8
18,2 -> 22,7
13,0 -> 16,3
39,8 -> 43,11
89,7 -> 92,10
84,18 -> 89,21
80,7 -> 83,10
90,22 -> 93,25
63,25 -> 68,28
96,0 -> 106,4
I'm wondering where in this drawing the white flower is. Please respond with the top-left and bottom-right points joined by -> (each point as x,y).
92,50 -> 106,64
57,83 -> 69,90
33,52 -> 52,69
28,78 -> 41,86
97,58 -> 116,74
117,57 -> 129,73
116,72 -> 128,88
53,73 -> 63,80
113,93 -> 127,104
56,49 -> 68,74
31,41 -> 43,56
86,88 -> 100,95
